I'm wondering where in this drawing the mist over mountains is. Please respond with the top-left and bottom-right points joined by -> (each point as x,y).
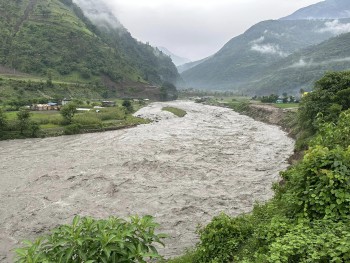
157,47 -> 191,67
0,0 -> 179,99
73,0 -> 124,31
181,0 -> 350,95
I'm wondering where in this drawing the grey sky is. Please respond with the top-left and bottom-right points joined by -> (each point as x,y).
99,0 -> 322,61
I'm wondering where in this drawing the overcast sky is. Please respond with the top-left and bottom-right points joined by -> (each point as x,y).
99,0 -> 322,61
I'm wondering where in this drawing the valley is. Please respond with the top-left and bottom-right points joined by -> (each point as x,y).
1,0 -> 350,261
0,101 -> 294,262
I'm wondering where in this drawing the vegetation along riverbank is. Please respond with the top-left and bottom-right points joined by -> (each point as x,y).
168,71 -> 350,262
11,71 -> 350,262
0,98 -> 149,140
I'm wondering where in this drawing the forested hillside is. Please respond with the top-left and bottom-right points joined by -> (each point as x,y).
0,0 -> 179,98
244,32 -> 350,95
181,18 -> 341,92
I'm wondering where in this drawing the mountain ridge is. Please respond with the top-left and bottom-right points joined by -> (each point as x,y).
281,0 -> 350,20
157,46 -> 191,66
181,0 -> 350,95
0,0 -> 180,99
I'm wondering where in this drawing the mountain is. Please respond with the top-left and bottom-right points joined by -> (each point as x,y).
0,0 -> 179,99
177,57 -> 210,74
181,18 -> 344,91
281,0 -> 350,20
157,47 -> 191,66
244,32 -> 350,95
181,0 -> 350,95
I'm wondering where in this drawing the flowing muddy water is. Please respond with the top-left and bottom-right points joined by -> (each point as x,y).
0,101 -> 294,261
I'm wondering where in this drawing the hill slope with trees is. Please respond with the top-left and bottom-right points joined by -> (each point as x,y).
181,18 -> 343,92
0,0 -> 179,98
181,0 -> 350,95
244,32 -> 350,95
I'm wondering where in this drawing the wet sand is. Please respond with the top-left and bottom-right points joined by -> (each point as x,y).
0,101 -> 294,261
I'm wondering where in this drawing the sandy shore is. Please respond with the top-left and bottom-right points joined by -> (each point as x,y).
0,101 -> 294,262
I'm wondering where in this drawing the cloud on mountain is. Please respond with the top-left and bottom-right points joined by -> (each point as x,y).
319,20 -> 350,35
251,43 -> 288,57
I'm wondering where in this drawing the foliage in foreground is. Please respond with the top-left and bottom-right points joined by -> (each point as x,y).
15,215 -> 166,263
177,72 -> 350,263
191,113 -> 350,263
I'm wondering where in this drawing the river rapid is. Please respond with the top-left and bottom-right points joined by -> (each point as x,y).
0,101 -> 294,261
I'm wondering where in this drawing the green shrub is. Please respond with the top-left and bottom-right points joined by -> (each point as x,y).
63,123 -> 81,135
266,220 -> 350,263
195,213 -> 253,263
311,109 -> 350,150
281,145 -> 350,221
73,113 -> 102,127
15,215 -> 166,263
60,103 -> 78,124
298,71 -> 350,134
122,100 -> 134,113
228,101 -> 250,113
98,108 -> 125,121
167,250 -> 197,263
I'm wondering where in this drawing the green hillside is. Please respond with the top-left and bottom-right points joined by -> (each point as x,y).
244,32 -> 350,95
0,0 -> 179,99
181,19 -> 341,91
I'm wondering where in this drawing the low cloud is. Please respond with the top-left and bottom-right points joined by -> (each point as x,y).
286,57 -> 350,69
250,36 -> 265,44
73,0 -> 323,60
73,0 -> 124,30
251,43 -> 288,57
319,20 -> 350,35
288,59 -> 311,68
265,30 -> 285,38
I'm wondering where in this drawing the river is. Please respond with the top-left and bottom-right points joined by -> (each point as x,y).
0,101 -> 294,261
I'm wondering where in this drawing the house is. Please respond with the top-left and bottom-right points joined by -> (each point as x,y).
31,104 -> 59,111
62,98 -> 72,106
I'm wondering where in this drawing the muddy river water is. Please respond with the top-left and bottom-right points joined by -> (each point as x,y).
0,101 -> 294,261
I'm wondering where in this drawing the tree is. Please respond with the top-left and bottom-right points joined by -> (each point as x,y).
160,82 -> 178,101
60,103 -> 77,124
29,122 -> 40,137
298,71 -> 350,134
17,109 -> 31,135
46,70 -> 53,88
122,99 -> 133,113
0,108 -> 7,131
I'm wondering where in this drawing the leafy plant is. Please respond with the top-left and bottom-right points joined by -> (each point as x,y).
298,71 -> 350,134
195,213 -> 253,263
15,215 -> 166,263
172,71 -> 350,263
280,146 -> 350,221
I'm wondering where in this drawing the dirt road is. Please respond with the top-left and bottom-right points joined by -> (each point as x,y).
0,101 -> 294,261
